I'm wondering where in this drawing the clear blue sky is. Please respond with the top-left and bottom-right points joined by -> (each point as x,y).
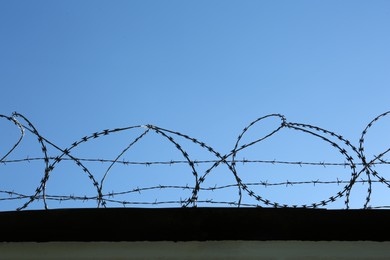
0,1 -> 389,210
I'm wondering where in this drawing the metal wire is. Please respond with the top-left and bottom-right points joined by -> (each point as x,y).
0,111 -> 389,211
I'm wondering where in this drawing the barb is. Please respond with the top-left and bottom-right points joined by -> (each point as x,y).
0,111 -> 389,211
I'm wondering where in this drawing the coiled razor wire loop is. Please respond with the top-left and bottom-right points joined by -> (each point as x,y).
0,111 -> 389,211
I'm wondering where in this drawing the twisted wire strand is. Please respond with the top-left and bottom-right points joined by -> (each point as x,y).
0,111 -> 389,210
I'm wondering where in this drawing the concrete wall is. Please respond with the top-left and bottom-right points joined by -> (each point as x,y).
1,241 -> 390,259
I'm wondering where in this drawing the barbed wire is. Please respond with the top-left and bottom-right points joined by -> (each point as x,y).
0,111 -> 389,211
2,157 -> 389,166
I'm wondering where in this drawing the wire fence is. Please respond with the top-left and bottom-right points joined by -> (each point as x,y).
0,111 -> 389,211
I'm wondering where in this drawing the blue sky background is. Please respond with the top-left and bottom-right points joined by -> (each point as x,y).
0,1 -> 389,210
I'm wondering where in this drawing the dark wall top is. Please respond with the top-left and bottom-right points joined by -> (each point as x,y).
1,207 -> 389,242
